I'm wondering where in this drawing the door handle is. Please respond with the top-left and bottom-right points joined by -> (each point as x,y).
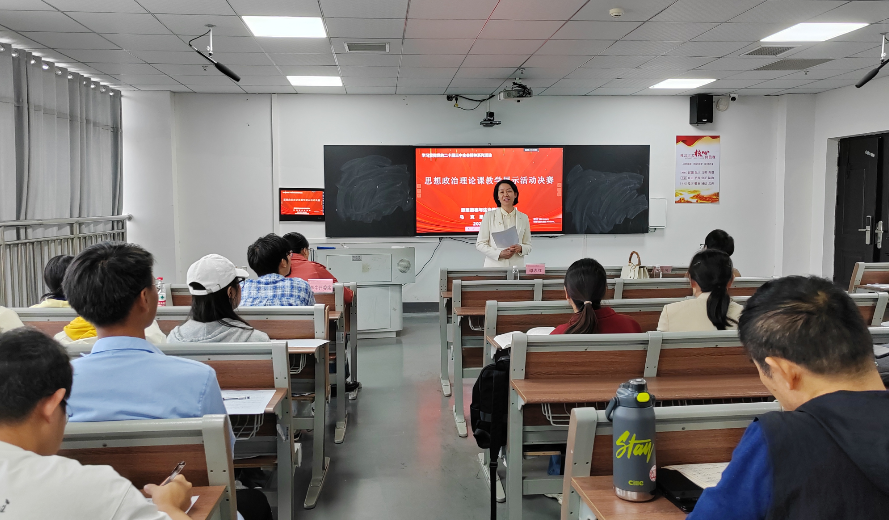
859,216 -> 872,245
877,221 -> 884,249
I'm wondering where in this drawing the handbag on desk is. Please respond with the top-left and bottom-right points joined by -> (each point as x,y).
621,251 -> 650,279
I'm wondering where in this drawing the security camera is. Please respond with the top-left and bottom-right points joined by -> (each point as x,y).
480,111 -> 501,128
730,94 -> 738,101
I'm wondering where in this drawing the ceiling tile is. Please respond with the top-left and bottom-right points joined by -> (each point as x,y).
407,0 -> 498,20
87,62 -> 162,74
692,22 -> 786,42
573,0 -> 674,22
785,41 -> 880,60
454,67 -> 518,78
478,20 -> 565,39
598,40 -> 680,56
342,76 -> 397,86
521,54 -> 590,68
395,86 -> 446,94
722,69 -> 790,79
44,0 -> 147,12
814,68 -> 873,81
66,12 -> 171,34
150,62 -> 235,75
320,0 -> 408,19
588,87 -> 646,95
461,54 -> 528,68
346,86 -> 397,94
444,87 -> 498,94
401,38 -> 475,55
652,0 -> 764,23
850,45 -> 882,59
194,35 -> 263,52
625,22 -> 717,41
516,66 -> 577,78
550,77 -> 610,89
0,10 -> 90,32
331,37 -> 400,54
781,87 -> 831,94
398,66 -> 457,78
831,22 -> 889,43
534,39 -> 613,55
21,31 -> 118,49
275,65 -> 341,76
138,0 -> 235,15
178,74 -> 242,85
209,52 -> 275,65
583,55 -> 654,68
798,78 -> 857,90
325,18 -> 404,38
704,78 -> 767,89
752,78 -> 816,89
339,66 -> 399,77
110,74 -> 181,85
568,67 -> 635,79
0,1 -> 55,10
242,86 -> 296,93
696,56 -> 776,70
733,88 -> 782,95
126,49 -> 206,64
539,87 -> 594,95
779,69 -> 842,80
267,53 -> 335,66
335,53 -> 401,66
666,41 -> 749,57
396,77 -> 450,87
187,85 -> 245,92
400,54 -> 465,67
449,78 -> 508,88
639,56 -> 715,70
405,19 -> 486,39
730,1 -> 845,24
602,77 -> 661,89
553,20 -> 641,40
101,33 -> 190,51
135,84 -> 191,91
490,0 -> 587,21
808,57 -> 876,70
809,1 -> 889,24
155,14 -> 251,37
469,39 -> 544,55
235,75 -> 291,86
259,38 -> 333,54
228,0 -> 320,16
60,49 -> 143,62
511,77 -> 559,88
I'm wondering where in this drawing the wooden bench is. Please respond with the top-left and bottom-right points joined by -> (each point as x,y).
560,403 -> 780,520
61,414 -> 236,520
849,261 -> 889,292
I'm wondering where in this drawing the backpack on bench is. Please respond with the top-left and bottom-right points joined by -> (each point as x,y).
470,348 -> 510,520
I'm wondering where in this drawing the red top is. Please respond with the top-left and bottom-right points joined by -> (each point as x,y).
550,307 -> 642,335
287,254 -> 354,304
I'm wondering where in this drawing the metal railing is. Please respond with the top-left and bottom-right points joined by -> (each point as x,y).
0,215 -> 132,307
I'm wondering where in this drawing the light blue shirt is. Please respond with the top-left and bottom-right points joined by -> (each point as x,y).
68,336 -> 230,434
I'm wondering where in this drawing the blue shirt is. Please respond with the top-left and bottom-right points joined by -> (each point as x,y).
68,336 -> 228,424
240,273 -> 315,307
686,421 -> 772,520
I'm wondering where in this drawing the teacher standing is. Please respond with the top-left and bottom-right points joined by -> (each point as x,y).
476,179 -> 533,267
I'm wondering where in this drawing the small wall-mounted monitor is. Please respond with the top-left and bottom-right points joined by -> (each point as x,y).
279,188 -> 324,221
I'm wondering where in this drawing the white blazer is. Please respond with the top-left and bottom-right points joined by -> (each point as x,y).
657,292 -> 743,332
475,208 -> 533,267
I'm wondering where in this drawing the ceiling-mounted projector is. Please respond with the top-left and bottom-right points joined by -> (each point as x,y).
498,81 -> 533,101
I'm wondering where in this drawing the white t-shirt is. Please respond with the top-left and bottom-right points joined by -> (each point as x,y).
0,440 -> 170,520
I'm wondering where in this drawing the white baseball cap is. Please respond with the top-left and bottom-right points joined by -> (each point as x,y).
186,254 -> 249,296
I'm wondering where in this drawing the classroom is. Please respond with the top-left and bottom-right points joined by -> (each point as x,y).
1,1 -> 889,520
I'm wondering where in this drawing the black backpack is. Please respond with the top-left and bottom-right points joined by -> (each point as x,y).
470,348 -> 511,451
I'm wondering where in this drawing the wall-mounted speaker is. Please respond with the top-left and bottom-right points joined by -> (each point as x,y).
690,94 -> 713,125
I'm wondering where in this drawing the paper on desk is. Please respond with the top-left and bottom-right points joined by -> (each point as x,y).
868,284 -> 889,290
491,226 -> 520,249
147,496 -> 198,514
489,328 -> 556,357
662,462 -> 729,489
286,339 -> 329,348
221,390 -> 276,415
875,344 -> 889,358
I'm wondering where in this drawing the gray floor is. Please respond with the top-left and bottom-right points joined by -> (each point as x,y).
290,312 -> 560,520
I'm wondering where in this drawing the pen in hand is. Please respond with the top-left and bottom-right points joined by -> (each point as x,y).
161,461 -> 186,486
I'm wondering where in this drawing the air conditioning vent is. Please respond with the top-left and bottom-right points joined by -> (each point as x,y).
344,42 -> 390,53
754,58 -> 832,71
743,45 -> 797,56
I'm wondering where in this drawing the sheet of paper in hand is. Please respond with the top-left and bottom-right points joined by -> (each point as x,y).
491,226 -> 519,249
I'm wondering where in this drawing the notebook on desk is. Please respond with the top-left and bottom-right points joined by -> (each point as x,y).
658,462 -> 729,512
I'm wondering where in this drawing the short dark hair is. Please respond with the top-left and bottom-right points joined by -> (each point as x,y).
63,242 -> 155,327
283,232 -> 310,255
493,179 -> 519,207
705,229 -> 734,256
739,276 -> 874,377
0,328 -> 72,424
247,234 -> 291,277
42,255 -> 73,301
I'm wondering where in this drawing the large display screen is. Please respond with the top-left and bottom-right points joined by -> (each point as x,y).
279,188 -> 324,221
415,147 -> 563,235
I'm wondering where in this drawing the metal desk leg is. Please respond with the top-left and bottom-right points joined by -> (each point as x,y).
440,296 -> 452,397
304,346 -> 329,509
452,316 -> 467,437
277,396 -> 293,519
334,317 -> 347,444
506,388 -> 524,520
348,302 -> 359,401
561,408 -> 598,520
478,452 -> 506,502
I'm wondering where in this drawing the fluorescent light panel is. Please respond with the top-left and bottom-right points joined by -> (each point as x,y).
650,78 -> 716,89
762,23 -> 868,42
287,76 -> 342,87
242,16 -> 326,38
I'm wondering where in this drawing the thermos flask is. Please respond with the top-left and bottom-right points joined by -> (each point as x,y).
605,378 -> 657,502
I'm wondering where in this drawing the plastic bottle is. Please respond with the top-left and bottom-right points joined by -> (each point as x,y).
156,277 -> 167,307
606,378 -> 657,502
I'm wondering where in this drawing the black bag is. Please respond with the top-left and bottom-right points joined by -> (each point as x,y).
470,348 -> 510,520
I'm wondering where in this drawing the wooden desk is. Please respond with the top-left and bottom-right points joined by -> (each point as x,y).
512,375 -> 770,405
455,306 -> 485,316
570,476 -> 684,520
441,291 -> 453,298
142,486 -> 226,520
264,388 -> 287,413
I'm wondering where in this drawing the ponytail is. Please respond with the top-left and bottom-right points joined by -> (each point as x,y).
564,259 -> 608,334
688,249 -> 738,330
566,301 -> 600,334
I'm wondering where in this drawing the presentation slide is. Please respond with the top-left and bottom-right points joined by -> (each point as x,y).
280,189 -> 325,221
415,147 -> 563,234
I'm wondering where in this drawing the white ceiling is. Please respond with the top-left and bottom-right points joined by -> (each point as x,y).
1,0 -> 888,96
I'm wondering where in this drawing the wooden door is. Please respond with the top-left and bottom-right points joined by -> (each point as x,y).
834,136 -> 880,285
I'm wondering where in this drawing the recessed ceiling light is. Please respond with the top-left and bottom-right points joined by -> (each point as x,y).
650,78 -> 716,89
287,76 -> 342,87
242,16 -> 326,38
762,23 -> 868,42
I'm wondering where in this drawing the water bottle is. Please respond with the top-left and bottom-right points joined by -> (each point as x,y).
156,277 -> 167,307
511,265 -> 519,280
605,378 -> 656,502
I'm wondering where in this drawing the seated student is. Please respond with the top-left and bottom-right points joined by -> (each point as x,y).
31,254 -> 73,308
283,232 -> 353,304
169,254 -> 269,343
62,242 -> 229,429
658,249 -> 742,332
703,229 -> 741,277
240,234 -> 315,307
687,276 -> 889,519
552,258 -> 642,334
0,328 -> 194,520
0,307 -> 23,333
